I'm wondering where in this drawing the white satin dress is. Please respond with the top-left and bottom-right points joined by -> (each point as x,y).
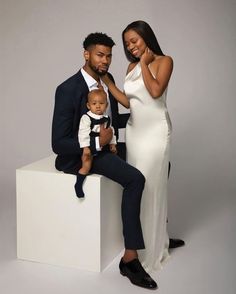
124,62 -> 172,272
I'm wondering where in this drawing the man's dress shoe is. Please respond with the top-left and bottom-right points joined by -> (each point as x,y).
169,238 -> 185,249
119,258 -> 157,290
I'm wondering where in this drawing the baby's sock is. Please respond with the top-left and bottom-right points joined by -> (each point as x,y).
74,173 -> 87,198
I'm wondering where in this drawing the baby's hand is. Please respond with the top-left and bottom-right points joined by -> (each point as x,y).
110,144 -> 117,154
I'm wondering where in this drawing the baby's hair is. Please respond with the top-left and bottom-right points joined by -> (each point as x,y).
87,89 -> 107,103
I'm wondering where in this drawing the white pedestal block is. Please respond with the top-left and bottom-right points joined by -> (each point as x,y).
16,155 -> 124,272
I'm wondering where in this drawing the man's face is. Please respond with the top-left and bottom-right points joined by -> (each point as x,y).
85,45 -> 112,76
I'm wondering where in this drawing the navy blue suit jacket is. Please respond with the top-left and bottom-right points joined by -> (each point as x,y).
51,70 -> 129,172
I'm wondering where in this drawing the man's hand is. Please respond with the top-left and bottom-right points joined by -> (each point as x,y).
99,124 -> 113,147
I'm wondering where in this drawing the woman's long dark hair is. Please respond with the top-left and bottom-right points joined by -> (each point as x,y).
122,20 -> 164,63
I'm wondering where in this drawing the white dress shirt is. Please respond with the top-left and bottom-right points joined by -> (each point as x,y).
81,68 -> 112,118
80,68 -> 112,151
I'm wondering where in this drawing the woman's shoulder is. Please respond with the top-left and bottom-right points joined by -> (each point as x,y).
154,55 -> 173,64
154,55 -> 173,66
151,55 -> 173,74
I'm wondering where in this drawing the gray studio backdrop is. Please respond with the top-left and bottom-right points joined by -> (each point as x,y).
1,0 -> 236,238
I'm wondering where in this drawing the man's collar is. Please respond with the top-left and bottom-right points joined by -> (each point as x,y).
81,68 -> 108,91
81,68 -> 97,89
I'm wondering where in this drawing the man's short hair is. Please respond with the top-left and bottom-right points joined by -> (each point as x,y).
83,32 -> 115,50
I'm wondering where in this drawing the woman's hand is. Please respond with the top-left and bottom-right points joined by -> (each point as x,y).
140,47 -> 155,65
101,74 -> 112,87
101,74 -> 130,108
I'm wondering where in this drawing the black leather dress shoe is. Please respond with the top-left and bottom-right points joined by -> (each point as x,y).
169,238 -> 185,249
119,258 -> 158,290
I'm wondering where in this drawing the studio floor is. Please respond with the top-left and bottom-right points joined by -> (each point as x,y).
0,186 -> 235,294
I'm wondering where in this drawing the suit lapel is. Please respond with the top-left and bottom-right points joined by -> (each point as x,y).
74,70 -> 90,116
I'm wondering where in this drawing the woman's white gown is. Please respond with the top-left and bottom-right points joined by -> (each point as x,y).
124,62 -> 172,272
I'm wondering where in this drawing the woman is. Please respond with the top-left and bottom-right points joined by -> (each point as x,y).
103,20 -> 173,272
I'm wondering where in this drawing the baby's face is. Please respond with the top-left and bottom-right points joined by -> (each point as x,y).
87,94 -> 108,115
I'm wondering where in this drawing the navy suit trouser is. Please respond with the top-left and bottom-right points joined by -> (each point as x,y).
90,151 -> 145,250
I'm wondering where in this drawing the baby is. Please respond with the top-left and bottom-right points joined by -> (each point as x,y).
75,89 -> 117,197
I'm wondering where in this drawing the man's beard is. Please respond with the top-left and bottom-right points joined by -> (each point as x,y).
89,62 -> 108,76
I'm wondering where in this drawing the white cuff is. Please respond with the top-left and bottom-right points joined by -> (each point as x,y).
95,137 -> 102,151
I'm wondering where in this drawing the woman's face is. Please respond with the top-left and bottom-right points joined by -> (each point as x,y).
124,29 -> 147,58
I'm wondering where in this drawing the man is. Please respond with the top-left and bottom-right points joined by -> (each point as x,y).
52,32 -> 157,289
52,32 -> 184,289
